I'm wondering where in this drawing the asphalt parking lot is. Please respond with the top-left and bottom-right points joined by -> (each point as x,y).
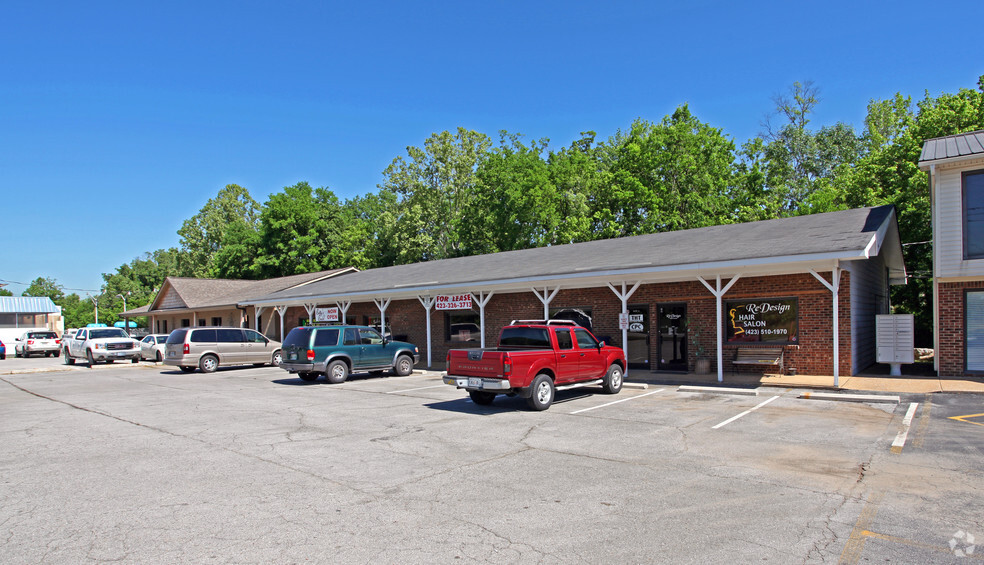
1,356 -> 982,563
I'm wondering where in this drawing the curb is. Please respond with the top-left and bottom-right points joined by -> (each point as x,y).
798,391 -> 900,404
677,385 -> 759,396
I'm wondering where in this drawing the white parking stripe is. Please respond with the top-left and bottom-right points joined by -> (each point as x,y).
891,402 -> 919,453
712,395 -> 781,429
385,385 -> 447,394
569,389 -> 665,414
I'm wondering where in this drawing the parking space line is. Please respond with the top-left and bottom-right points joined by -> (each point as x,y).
569,389 -> 665,414
891,402 -> 919,454
711,395 -> 780,429
386,385 -> 447,394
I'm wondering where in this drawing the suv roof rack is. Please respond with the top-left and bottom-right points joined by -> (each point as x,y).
510,319 -> 579,326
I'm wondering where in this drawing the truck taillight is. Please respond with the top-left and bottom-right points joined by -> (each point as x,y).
446,352 -> 451,364
27,340 -> 35,345
503,354 -> 512,376
56,339 -> 61,345
307,349 -> 315,361
183,344 -> 190,354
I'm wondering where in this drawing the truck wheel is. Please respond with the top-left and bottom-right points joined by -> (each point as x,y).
64,350 -> 75,365
298,373 -> 319,382
131,356 -> 140,363
326,360 -> 349,384
23,350 -> 30,358
155,351 -> 162,362
469,390 -> 496,406
602,364 -> 623,394
393,354 -> 414,376
86,350 -> 96,366
54,350 -> 60,358
526,374 -> 554,411
199,354 -> 219,373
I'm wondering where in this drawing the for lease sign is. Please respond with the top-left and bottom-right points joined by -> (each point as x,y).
435,294 -> 473,310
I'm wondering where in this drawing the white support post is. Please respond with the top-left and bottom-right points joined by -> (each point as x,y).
470,291 -> 495,349
417,295 -> 435,368
810,266 -> 842,386
607,281 -> 641,375
335,300 -> 351,324
193,312 -> 198,327
374,298 -> 391,337
276,305 -> 288,341
532,286 -> 561,319
254,306 -> 264,331
303,303 -> 317,323
698,274 -> 741,382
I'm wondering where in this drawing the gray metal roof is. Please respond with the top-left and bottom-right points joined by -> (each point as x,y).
919,130 -> 984,165
248,205 -> 904,304
0,296 -> 60,314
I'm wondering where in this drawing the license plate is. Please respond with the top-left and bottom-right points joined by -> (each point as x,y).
289,353 -> 297,360
468,378 -> 482,388
167,351 -> 175,357
113,352 -> 125,357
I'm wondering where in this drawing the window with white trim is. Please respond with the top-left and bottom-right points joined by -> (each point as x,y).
964,170 -> 984,259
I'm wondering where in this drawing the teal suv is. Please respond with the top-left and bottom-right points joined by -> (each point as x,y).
280,325 -> 419,383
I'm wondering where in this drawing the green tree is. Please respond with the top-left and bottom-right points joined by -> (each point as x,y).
381,127 -> 492,262
757,81 -> 864,215
252,182 -> 349,277
178,184 -> 260,277
597,106 -> 737,237
22,277 -> 65,301
0,288 -> 12,296
462,132 -> 564,254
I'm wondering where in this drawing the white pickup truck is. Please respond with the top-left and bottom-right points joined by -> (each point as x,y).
63,327 -> 141,366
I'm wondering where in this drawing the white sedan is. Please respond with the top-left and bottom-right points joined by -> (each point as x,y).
139,334 -> 170,362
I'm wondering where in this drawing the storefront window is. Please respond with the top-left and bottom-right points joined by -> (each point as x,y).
725,298 -> 798,344
549,307 -> 593,331
447,311 -> 480,342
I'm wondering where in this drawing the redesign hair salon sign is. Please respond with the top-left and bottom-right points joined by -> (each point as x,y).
435,294 -> 473,310
726,298 -> 798,343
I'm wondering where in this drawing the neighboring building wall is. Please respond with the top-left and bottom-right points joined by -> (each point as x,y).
847,255 -> 890,374
937,281 -> 984,376
934,161 -> 984,278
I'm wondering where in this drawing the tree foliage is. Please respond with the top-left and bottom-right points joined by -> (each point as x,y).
178,184 -> 260,277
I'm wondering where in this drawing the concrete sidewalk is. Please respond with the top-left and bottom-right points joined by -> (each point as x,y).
626,369 -> 984,394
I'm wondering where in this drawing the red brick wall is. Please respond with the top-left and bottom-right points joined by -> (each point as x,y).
937,281 -> 984,376
277,272 -> 852,375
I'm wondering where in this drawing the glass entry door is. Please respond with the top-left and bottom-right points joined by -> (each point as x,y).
657,303 -> 687,372
626,305 -> 650,370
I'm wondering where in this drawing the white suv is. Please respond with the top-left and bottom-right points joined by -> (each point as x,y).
14,331 -> 61,358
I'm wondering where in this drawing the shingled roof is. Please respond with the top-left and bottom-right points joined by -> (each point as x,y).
919,130 -> 984,166
126,268 -> 356,315
246,205 -> 905,306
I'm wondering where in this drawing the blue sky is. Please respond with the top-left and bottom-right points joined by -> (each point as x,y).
1,0 -> 981,296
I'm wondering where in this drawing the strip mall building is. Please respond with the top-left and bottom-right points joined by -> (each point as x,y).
128,205 -> 906,381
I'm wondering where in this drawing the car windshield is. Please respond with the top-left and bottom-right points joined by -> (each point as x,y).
90,329 -> 129,339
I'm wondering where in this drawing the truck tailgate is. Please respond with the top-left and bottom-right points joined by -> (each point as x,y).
447,349 -> 506,377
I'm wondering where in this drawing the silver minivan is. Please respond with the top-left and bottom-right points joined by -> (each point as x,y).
163,327 -> 282,373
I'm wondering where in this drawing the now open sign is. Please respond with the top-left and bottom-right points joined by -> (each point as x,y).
435,294 -> 473,310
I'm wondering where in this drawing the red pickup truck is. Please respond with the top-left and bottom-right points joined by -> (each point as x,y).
443,320 -> 627,410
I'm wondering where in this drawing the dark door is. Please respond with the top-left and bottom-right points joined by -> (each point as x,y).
626,305 -> 650,370
657,303 -> 687,372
